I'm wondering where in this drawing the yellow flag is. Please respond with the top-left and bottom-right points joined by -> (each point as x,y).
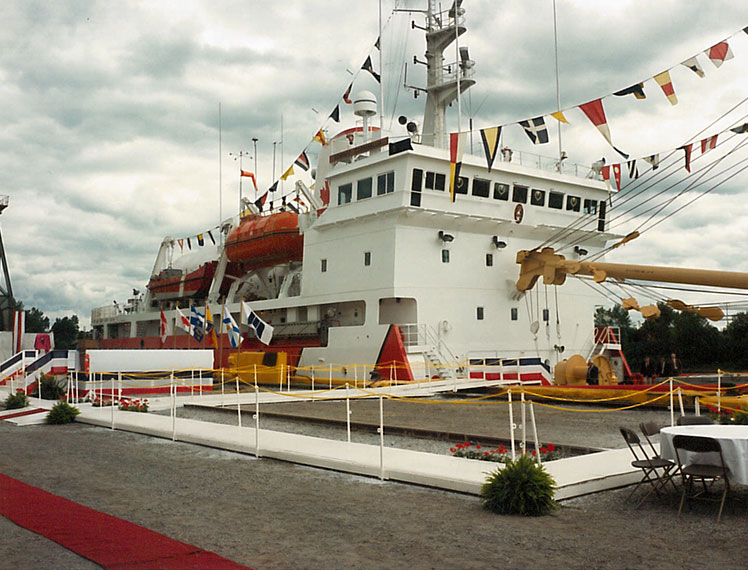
551,111 -> 569,124
281,165 -> 294,181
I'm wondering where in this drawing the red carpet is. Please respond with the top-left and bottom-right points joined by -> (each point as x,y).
0,473 -> 251,569
0,408 -> 45,421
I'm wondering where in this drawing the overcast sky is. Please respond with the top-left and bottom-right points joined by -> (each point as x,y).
2,0 -> 747,327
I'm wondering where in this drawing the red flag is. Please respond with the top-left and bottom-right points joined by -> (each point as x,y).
700,135 -> 718,154
160,309 -> 168,343
612,164 -> 622,190
654,71 -> 677,105
705,42 -> 733,68
240,170 -> 258,191
601,165 -> 611,190
314,129 -> 327,145
343,83 -> 352,104
579,99 -> 613,147
449,132 -> 466,203
678,144 -> 693,173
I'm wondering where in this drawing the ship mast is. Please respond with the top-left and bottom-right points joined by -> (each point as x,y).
421,0 -> 476,148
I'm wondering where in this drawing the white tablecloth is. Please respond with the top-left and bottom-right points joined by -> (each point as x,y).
660,425 -> 748,485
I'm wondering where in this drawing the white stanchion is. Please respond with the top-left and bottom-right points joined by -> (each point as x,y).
695,397 -> 700,416
508,389 -> 515,460
329,365 -> 332,390
279,364 -> 284,392
191,369 -> 194,396
669,378 -> 674,427
346,384 -> 351,443
529,400 -> 541,465
254,383 -> 261,457
677,387 -> 684,417
199,369 -> 203,397
379,394 -> 385,480
110,377 -> 115,430
171,374 -> 177,441
311,370 -> 315,393
221,369 -> 225,406
117,371 -> 122,405
521,390 -> 527,455
236,376 -> 242,428
717,370 -> 722,413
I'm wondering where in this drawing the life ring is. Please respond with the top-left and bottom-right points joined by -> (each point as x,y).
514,204 -> 524,224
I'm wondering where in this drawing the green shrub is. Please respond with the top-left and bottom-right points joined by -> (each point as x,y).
480,454 -> 557,516
3,389 -> 29,410
46,400 -> 80,424
33,374 -> 66,400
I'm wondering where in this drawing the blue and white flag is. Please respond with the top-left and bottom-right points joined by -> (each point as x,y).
189,305 -> 205,342
222,306 -> 241,349
242,301 -> 274,345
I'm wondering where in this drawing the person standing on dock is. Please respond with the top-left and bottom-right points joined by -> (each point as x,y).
641,356 -> 655,384
664,353 -> 681,377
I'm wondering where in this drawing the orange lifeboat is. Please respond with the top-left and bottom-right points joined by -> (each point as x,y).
225,212 -> 303,270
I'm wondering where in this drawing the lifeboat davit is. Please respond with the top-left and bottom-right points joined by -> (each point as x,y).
225,212 -> 303,270
148,261 -> 217,300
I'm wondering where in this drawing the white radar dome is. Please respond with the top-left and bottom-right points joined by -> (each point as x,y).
353,90 -> 377,118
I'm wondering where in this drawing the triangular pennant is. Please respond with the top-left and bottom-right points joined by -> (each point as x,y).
343,83 -> 352,104
255,192 -> 268,211
177,238 -> 184,252
329,105 -> 340,123
374,36 -> 380,50
627,160 -> 639,179
614,147 -> 629,160
449,132 -> 466,203
681,56 -> 705,78
281,165 -> 294,181
314,128 -> 327,145
207,230 -> 216,245
613,83 -> 646,99
643,154 -> 660,170
196,233 -> 204,247
479,126 -> 501,172
612,163 -> 622,190
731,123 -> 748,134
187,237 -> 192,250
677,143 -> 693,173
601,165 -> 611,190
653,70 -> 677,105
705,41 -> 734,68
700,135 -> 718,154
518,117 -> 549,144
362,55 -> 381,83
579,99 -> 613,146
550,111 -> 569,124
294,151 -> 310,171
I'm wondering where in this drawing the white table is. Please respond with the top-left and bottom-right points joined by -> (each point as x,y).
660,425 -> 748,485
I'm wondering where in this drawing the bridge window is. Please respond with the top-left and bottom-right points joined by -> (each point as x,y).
321,259 -> 328,272
512,184 -> 528,203
364,251 -> 371,266
454,176 -> 468,195
442,249 -> 450,263
377,171 -> 395,195
511,307 -> 518,321
531,189 -> 546,206
494,183 -> 509,201
486,253 -> 493,267
411,168 -> 423,206
548,191 -> 564,209
357,177 -> 372,200
472,178 -> 490,198
338,183 -> 352,205
583,199 -> 597,214
566,195 -> 581,212
477,307 -> 484,320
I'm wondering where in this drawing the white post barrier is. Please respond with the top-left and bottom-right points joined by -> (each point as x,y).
311,370 -> 315,393
354,366 -> 358,390
221,369 -> 225,406
521,390 -> 527,455
529,400 -> 541,465
199,369 -> 203,397
669,378 -> 674,427
254,383 -> 261,457
508,389 -> 516,460
329,365 -> 332,390
677,387 -> 684,417
117,371 -> 122,405
236,376 -> 242,428
279,363 -> 284,392
346,384 -> 351,443
171,374 -> 177,441
695,397 -> 700,416
379,394 -> 385,480
717,370 -> 722,414
191,369 -> 194,397
110,376 -> 115,430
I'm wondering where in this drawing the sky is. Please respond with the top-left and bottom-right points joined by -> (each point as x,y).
1,0 -> 748,328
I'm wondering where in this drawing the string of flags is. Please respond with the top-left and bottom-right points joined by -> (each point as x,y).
161,302 -> 273,347
175,226 -> 219,253
455,25 -> 747,168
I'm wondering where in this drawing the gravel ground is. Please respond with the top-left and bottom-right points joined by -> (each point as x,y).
2,400 -> 748,569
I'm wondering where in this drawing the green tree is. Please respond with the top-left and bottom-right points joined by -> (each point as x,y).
52,316 -> 80,350
722,312 -> 748,370
26,307 -> 49,333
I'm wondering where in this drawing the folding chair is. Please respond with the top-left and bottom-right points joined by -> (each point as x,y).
672,435 -> 730,522
639,421 -> 678,493
620,427 -> 676,508
676,415 -> 715,426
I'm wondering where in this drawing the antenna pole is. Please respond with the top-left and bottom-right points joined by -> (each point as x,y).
553,0 -> 562,161
455,7 -> 462,136
379,0 -> 384,131
218,102 -> 222,230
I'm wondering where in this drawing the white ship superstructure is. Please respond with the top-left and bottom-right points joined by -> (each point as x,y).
90,1 -> 618,384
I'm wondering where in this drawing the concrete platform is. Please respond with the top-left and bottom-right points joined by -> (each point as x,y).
1,387 -> 642,500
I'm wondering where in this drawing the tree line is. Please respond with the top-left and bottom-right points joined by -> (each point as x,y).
18,304 -> 87,350
595,303 -> 748,374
